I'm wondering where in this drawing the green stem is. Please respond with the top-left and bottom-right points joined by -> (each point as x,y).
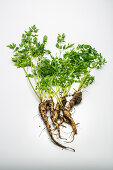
35,58 -> 43,98
31,57 -> 37,86
23,67 -> 40,99
31,57 -> 43,99
78,68 -> 92,91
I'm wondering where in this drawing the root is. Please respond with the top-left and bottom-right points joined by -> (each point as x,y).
48,98 -> 63,139
39,101 -> 75,152
62,108 -> 77,135
50,134 -> 75,152
33,113 -> 40,119
39,127 -> 46,137
63,116 -> 71,125
63,131 -> 74,143
50,96 -> 71,139
47,94 -> 80,143
67,91 -> 82,111
48,98 -> 54,119
51,101 -> 66,139
61,96 -> 67,107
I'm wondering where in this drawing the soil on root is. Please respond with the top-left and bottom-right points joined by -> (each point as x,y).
67,91 -> 82,111
61,96 -> 67,107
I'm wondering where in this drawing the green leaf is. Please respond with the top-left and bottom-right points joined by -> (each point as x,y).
7,43 -> 16,49
43,35 -> 48,44
26,74 -> 33,78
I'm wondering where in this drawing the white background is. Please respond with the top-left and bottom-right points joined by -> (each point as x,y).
0,0 -> 113,170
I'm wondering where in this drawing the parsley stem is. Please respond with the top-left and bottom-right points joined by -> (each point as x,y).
23,67 -> 40,99
78,68 -> 92,91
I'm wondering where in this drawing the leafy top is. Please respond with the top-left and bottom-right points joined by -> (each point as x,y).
7,25 -> 107,99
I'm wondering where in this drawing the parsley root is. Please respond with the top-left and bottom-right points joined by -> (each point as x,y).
67,91 -> 82,111
62,108 -> 77,135
39,101 -> 75,152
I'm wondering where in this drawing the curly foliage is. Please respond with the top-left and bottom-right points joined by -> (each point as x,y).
7,25 -> 50,68
7,25 -> 107,98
